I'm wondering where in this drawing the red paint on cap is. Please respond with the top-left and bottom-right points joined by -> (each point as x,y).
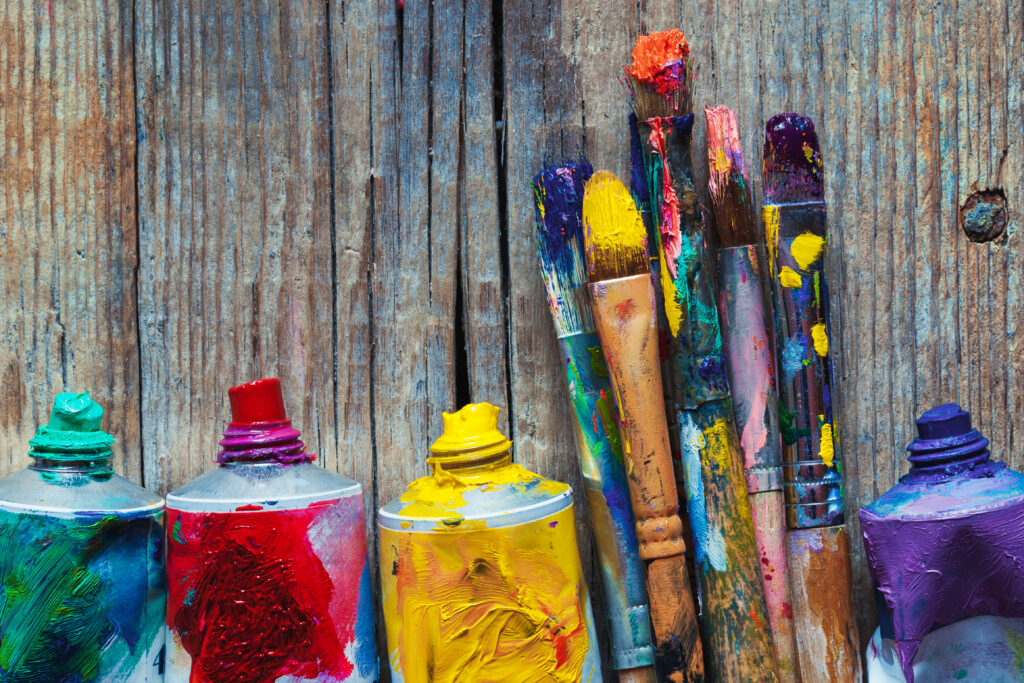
228,378 -> 287,425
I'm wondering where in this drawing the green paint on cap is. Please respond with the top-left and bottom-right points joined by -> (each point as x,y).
27,392 -> 115,461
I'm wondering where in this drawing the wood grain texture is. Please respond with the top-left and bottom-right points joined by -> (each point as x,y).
1,1 -> 1021,677
134,0 -> 335,493
0,0 -> 141,480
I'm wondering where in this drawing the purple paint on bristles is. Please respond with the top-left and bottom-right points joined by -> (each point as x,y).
532,160 -> 594,277
762,113 -> 824,204
860,404 -> 1024,682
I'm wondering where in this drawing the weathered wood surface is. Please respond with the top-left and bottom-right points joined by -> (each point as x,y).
1,0 -> 1021,672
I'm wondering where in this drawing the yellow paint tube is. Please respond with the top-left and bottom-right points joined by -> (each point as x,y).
377,403 -> 602,683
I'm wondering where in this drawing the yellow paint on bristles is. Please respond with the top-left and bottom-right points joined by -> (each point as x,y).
779,266 -> 802,288
811,322 -> 829,357
581,171 -> 649,281
819,421 -> 835,467
791,231 -> 826,269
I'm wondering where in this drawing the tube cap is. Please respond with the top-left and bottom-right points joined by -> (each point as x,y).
429,403 -> 512,459
907,403 -> 990,472
28,392 -> 115,460
228,378 -> 287,425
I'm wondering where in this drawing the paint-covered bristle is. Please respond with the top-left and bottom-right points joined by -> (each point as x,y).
532,161 -> 596,337
582,171 -> 649,281
625,29 -> 695,120
762,113 -> 824,204
706,105 -> 758,247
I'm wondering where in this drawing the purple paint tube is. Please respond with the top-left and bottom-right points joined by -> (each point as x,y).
860,403 -> 1024,682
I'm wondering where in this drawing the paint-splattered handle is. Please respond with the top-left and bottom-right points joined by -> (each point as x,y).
750,490 -> 800,682
787,525 -> 861,683
560,331 -> 656,671
588,274 -> 705,680
646,555 -> 705,683
763,203 -> 844,529
716,244 -> 784,492
587,275 -> 684,550
677,401 -> 781,682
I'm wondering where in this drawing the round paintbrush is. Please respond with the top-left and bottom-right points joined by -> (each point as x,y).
705,105 -> 798,681
581,170 -> 704,683
625,31 -> 781,683
532,161 -> 658,682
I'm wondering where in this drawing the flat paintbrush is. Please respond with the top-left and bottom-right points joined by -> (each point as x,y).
626,31 -> 780,682
761,113 -> 860,682
532,161 -> 657,683
582,170 -> 704,683
705,105 -> 798,681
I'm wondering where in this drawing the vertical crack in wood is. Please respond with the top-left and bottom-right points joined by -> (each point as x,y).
131,0 -> 145,486
326,0 -> 341,470
492,0 -> 513,449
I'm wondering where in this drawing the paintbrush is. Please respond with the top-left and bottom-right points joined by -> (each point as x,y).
531,161 -> 658,683
581,170 -> 704,683
625,31 -> 780,682
761,113 -> 860,682
704,105 -> 799,681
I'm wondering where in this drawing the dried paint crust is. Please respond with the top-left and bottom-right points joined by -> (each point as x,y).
379,505 -> 602,683
0,510 -> 165,682
165,499 -> 376,683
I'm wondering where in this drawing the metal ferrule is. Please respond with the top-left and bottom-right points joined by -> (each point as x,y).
766,202 -> 844,528
716,244 -> 784,495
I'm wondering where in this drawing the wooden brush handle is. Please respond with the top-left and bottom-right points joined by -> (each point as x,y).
617,666 -> 659,683
589,273 -> 704,681
589,275 -> 681,548
750,490 -> 800,682
787,525 -> 861,683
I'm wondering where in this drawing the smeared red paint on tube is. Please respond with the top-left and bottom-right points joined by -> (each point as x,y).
167,504 -> 363,683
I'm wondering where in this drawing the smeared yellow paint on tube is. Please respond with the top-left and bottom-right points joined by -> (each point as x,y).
819,422 -> 835,467
779,267 -> 802,288
399,462 -> 566,523
791,231 -> 825,270
811,322 -> 829,356
380,505 -> 593,683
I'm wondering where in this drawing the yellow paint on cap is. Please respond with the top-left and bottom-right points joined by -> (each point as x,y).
791,231 -> 825,270
430,402 -> 512,459
811,322 -> 829,357
779,267 -> 802,288
819,421 -> 835,467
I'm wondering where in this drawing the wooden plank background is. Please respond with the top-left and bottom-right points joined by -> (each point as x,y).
1,0 -> 1020,673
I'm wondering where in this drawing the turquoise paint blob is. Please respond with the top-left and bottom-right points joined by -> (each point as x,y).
27,392 -> 115,461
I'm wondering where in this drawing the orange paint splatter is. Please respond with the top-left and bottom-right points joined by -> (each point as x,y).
627,30 -> 690,96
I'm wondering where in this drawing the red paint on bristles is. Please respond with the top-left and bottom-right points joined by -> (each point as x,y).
627,29 -> 690,96
228,378 -> 287,425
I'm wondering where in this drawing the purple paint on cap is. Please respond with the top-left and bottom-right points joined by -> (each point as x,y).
860,403 -> 1024,682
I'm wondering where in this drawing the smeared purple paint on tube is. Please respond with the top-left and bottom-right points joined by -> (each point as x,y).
860,403 -> 1024,683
